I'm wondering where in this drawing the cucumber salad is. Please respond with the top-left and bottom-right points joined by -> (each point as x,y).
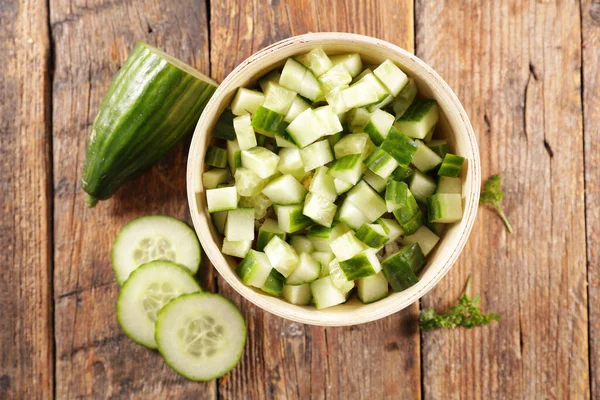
204,47 -> 466,309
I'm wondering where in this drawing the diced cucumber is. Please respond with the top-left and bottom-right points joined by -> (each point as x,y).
436,176 -> 462,194
423,126 -> 435,142
300,140 -> 334,171
339,249 -> 382,280
334,177 -> 354,194
395,99 -> 439,139
259,70 -> 282,92
357,272 -> 389,303
206,186 -> 238,213
356,223 -> 388,248
340,80 -> 379,108
225,208 -> 254,241
381,243 -> 425,292
411,140 -> 443,173
319,63 -> 353,93
202,168 -> 229,190
231,88 -> 265,116
155,293 -> 246,381
364,147 -> 399,179
427,193 -> 463,223
438,153 -> 465,177
330,53 -> 363,77
262,174 -> 307,205
239,193 -> 272,220
409,170 -> 437,203
236,250 -> 273,288
290,236 -> 315,254
329,231 -> 367,261
314,106 -> 343,135
373,59 -> 409,97
279,58 -> 323,101
346,107 -> 372,132
310,276 -> 347,309
232,114 -> 257,150
277,147 -> 308,181
205,146 -> 227,168
227,139 -> 242,174
274,204 -> 313,233
328,154 -> 366,185
297,47 -> 333,77
325,84 -> 351,114
307,223 -> 348,251
262,81 -> 297,114
117,261 -> 201,349
241,146 -> 280,179
402,225 -> 440,256
328,259 -> 356,293
387,181 -> 423,235
261,269 -> 286,296
364,109 -> 395,145
286,252 -> 320,284
234,167 -> 266,196
282,283 -> 312,305
391,164 -> 414,182
376,217 -> 404,243
212,211 -> 227,235
337,198 -> 371,231
385,180 -> 405,212
309,166 -> 337,202
213,109 -> 236,140
257,219 -> 286,252
333,133 -> 373,159
275,134 -> 296,148
363,169 -> 387,193
251,106 -> 283,137
380,127 -> 418,166
222,238 -> 253,258
358,73 -> 390,102
392,78 -> 417,117
286,108 -> 328,148
427,139 -> 449,158
264,236 -> 300,277
303,193 -> 338,227
312,251 -> 335,271
284,95 -> 311,123
346,180 -> 387,222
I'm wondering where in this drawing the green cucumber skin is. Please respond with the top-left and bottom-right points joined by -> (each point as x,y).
213,109 -> 237,140
438,153 -> 465,177
380,127 -> 418,166
205,146 -> 227,168
389,181 -> 424,235
339,253 -> 376,280
391,164 -> 414,182
355,224 -> 388,248
257,231 -> 286,252
261,269 -> 286,296
252,106 -> 284,136
396,99 -> 437,122
82,42 -> 217,204
381,244 -> 425,291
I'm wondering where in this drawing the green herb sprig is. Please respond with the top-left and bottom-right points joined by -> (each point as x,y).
419,275 -> 500,332
479,174 -> 513,233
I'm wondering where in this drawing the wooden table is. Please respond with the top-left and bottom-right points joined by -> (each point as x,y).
1,0 -> 597,398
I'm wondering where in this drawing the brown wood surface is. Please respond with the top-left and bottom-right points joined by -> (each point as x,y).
0,0 -> 597,398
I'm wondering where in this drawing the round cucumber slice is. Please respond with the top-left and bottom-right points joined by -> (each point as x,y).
116,261 -> 201,349
155,293 -> 247,381
112,215 -> 201,285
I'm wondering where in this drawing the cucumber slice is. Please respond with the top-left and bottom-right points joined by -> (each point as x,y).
251,106 -> 284,137
303,193 -> 338,228
327,259 -> 355,293
395,99 -> 439,140
297,47 -> 333,77
345,181 -> 387,222
392,78 -> 417,117
330,53 -> 363,77
391,164 -> 414,182
409,170 -> 437,203
277,147 -> 308,181
337,198 -> 371,231
319,63 -> 353,93
212,211 -> 227,235
234,167 -> 267,196
262,81 -> 297,114
264,236 -> 300,277
427,193 -> 463,223
309,166 -> 337,202
262,174 -> 308,205
333,133 -> 373,159
402,225 -> 440,256
279,58 -> 323,101
427,139 -> 449,158
284,96 -> 311,123
241,146 -> 280,179
205,146 -> 227,168
346,107 -> 372,132
364,109 -> 395,145
286,252 -> 320,284
261,269 -> 286,296
328,154 -> 366,185
222,238 -> 252,258
380,127 -> 418,166
201,169 -> 229,190
357,272 -> 389,304
364,147 -> 399,180
282,284 -> 312,305
376,217 -> 404,243
286,108 -> 328,148
274,204 -> 313,233
355,223 -> 388,248
155,293 -> 246,381
334,177 -> 354,194
381,243 -> 425,292
411,140 -> 443,173
213,109 -> 236,140
329,231 -> 367,261
257,219 -> 286,251
231,88 -> 265,116
310,276 -> 346,309
438,153 -> 465,177
117,261 -> 201,348
225,208 -> 254,241
233,114 -> 257,150
290,235 -> 315,254
363,169 -> 388,193
373,59 -> 409,96
227,140 -> 242,174
339,249 -> 382,280
388,181 -> 424,235
236,250 -> 273,287
300,140 -> 334,171
206,186 -> 238,213
436,176 -> 462,194
314,106 -> 343,135
238,194 -> 272,220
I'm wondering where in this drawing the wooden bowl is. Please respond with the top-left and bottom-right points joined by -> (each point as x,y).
187,32 -> 480,326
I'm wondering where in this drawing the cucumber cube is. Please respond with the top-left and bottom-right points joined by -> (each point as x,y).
241,146 -> 280,179
314,106 -> 343,135
391,164 -> 414,182
236,250 -> 273,288
239,193 -> 272,220
438,153 -> 465,177
277,147 -> 308,181
310,276 -> 347,309
376,217 -> 404,243
261,269 -> 286,296
290,236 -> 315,254
393,78 -> 418,117
395,99 -> 439,140
309,166 -> 337,202
319,63 -> 353,93
339,249 -> 382,280
334,177 -> 354,194
206,186 -> 238,213
232,114 -> 258,150
212,211 -> 228,235
436,176 -> 462,194
329,231 -> 367,261
327,259 -> 356,293
274,204 -> 313,233
357,272 -> 389,304
334,133 -> 373,159
325,84 -> 351,114
345,181 -> 387,222
201,168 -> 229,190
312,251 -> 335,271
282,284 -> 312,305
286,108 -> 328,148
328,154 -> 366,185
364,109 -> 395,145
231,88 -> 265,116
222,238 -> 253,258
264,236 -> 300,277
427,139 -> 449,158
303,193 -> 338,228
409,170 -> 437,203
363,169 -> 388,193
284,96 -> 311,123
340,81 -> 379,108
286,252 -> 320,285
205,146 -> 228,168
251,106 -> 284,137
364,147 -> 399,180
227,140 -> 242,174
346,107 -> 372,132
297,47 -> 333,77
427,193 -> 463,223
381,244 -> 425,292
300,140 -> 334,171
262,81 -> 297,114
275,135 -> 297,148
234,168 -> 266,196
279,58 -> 323,101
337,199 -> 371,231
357,73 -> 390,102
373,59 -> 409,96
259,70 -> 282,92
262,174 -> 308,205
380,127 -> 419,166
356,223 -> 388,248
330,53 -> 363,77
257,219 -> 286,252
225,208 -> 254,241
402,225 -> 440,256
411,140 -> 443,173
388,181 -> 424,235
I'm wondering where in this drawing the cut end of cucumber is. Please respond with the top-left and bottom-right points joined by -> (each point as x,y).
85,193 -> 99,208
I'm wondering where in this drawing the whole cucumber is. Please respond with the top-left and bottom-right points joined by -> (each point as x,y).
82,42 -> 217,206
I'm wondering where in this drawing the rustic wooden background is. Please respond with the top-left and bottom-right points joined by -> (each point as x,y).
0,0 -> 597,398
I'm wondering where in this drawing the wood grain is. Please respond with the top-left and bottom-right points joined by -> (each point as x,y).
50,0 -> 216,397
0,0 -> 54,399
582,0 -> 600,396
210,1 -> 420,399
416,0 -> 589,398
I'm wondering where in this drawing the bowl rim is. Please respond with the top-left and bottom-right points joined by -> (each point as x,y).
187,32 -> 481,326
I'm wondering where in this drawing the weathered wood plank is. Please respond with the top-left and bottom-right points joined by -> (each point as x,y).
210,1 -> 420,399
0,1 -> 54,399
416,0 -> 589,398
582,0 -> 600,396
50,0 -> 216,397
